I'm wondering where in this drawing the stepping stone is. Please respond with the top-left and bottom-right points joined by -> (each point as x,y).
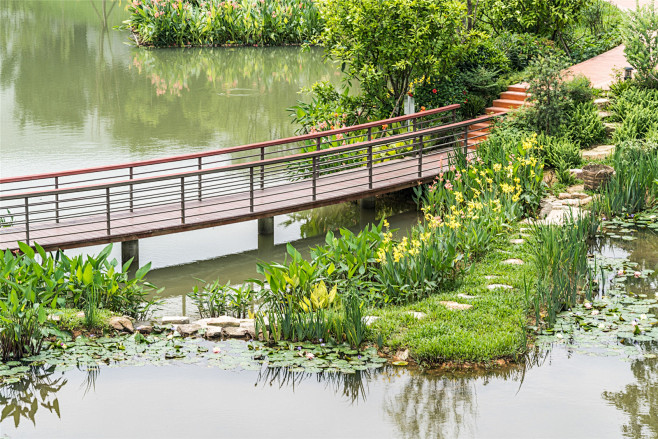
406,311 -> 426,320
439,301 -> 473,311
162,316 -> 189,325
177,323 -> 201,337
510,239 -> 525,245
204,326 -> 223,339
363,316 -> 380,326
484,275 -> 497,280
502,258 -> 524,265
583,144 -> 615,160
457,294 -> 477,299
487,284 -> 513,290
208,316 -> 240,327
567,185 -> 585,194
223,327 -> 248,338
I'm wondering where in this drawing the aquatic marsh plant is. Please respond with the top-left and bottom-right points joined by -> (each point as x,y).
529,211 -> 598,327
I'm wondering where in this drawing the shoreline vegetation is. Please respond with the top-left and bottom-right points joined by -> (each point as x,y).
2,0 -> 658,375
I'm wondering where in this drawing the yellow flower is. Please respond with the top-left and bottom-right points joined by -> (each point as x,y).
493,163 -> 502,172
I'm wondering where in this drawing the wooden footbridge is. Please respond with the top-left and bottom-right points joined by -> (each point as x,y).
0,105 -> 502,253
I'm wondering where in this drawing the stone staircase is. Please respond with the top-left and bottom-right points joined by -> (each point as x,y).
465,83 -> 530,150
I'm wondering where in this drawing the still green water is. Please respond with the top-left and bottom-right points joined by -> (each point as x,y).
1,2 -> 658,438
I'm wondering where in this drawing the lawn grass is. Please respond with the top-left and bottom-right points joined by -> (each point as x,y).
367,227 -> 536,365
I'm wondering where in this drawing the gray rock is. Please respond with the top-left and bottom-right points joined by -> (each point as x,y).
363,316 -> 380,326
204,326 -> 223,339
394,349 -> 409,362
439,301 -> 472,311
594,98 -> 609,109
240,321 -> 256,339
457,294 -> 477,299
109,316 -> 134,333
603,123 -> 617,136
406,311 -> 426,320
510,238 -> 525,245
223,327 -> 248,338
135,325 -> 153,334
502,258 -> 524,265
583,144 -> 615,160
177,323 -> 201,337
208,316 -> 240,327
162,316 -> 189,325
484,275 -> 498,280
487,284 -> 513,290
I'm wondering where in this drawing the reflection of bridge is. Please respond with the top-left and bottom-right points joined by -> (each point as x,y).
0,105 -> 501,259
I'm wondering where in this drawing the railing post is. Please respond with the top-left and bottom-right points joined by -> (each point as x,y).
463,125 -> 469,156
452,108 -> 457,124
24,197 -> 30,245
54,176 -> 60,224
418,135 -> 424,178
312,156 -> 317,201
180,177 -> 186,224
367,127 -> 373,190
250,167 -> 254,212
197,157 -> 202,201
106,187 -> 111,236
260,147 -> 265,190
129,167 -> 134,213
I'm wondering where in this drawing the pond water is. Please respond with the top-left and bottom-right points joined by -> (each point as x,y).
1,225 -> 656,438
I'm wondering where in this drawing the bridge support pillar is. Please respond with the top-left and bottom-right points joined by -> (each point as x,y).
359,197 -> 377,229
121,239 -> 139,274
257,217 -> 274,235
360,196 -> 376,210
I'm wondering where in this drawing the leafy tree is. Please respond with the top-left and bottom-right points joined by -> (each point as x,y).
621,0 -> 658,87
525,54 -> 571,135
319,0 -> 467,117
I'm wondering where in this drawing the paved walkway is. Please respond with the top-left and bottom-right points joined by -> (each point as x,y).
563,0 -> 653,89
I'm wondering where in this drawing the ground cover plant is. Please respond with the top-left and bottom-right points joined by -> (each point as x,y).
121,0 -> 322,47
0,244 -> 161,361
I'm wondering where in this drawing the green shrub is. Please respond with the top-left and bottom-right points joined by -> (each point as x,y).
525,54 -> 571,135
567,101 -> 606,147
564,75 -> 595,107
494,33 -> 556,71
537,133 -> 583,169
621,0 -> 658,87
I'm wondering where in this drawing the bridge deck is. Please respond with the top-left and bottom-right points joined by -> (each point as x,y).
1,108 -> 499,252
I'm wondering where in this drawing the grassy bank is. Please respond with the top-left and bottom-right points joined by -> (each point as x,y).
367,228 -> 533,365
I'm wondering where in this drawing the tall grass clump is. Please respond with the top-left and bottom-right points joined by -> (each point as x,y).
596,140 -> 658,217
122,0 -> 322,47
529,211 -> 599,327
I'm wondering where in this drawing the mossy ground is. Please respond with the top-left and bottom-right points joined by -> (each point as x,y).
368,228 -> 536,365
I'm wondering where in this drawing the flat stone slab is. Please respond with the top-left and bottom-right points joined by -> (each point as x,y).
209,316 -> 241,327
204,326 -> 223,339
363,316 -> 380,326
510,239 -> 525,245
439,301 -> 473,311
457,294 -> 477,299
502,258 -> 525,265
487,284 -> 513,290
135,325 -> 153,334
177,323 -> 201,337
162,316 -> 189,325
223,327 -> 248,338
583,144 -> 615,160
567,185 -> 585,194
406,311 -> 427,320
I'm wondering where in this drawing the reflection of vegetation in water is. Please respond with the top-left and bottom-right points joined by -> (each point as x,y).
382,366 -> 525,439
254,365 -> 382,404
0,364 -> 66,427
282,191 -> 417,239
602,356 -> 658,438
1,0 -> 340,153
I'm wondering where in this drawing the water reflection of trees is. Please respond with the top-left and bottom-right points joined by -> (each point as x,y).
0,364 -> 67,428
254,366 -> 379,404
602,356 -> 658,439
383,365 -> 528,439
1,0 -> 340,160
